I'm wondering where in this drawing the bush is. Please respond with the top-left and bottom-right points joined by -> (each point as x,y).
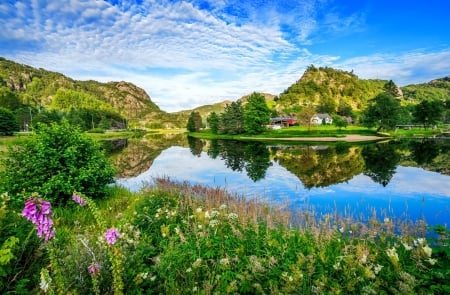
0,107 -> 20,135
0,121 -> 116,204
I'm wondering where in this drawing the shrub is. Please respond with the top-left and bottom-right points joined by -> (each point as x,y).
0,121 -> 115,204
0,107 -> 20,135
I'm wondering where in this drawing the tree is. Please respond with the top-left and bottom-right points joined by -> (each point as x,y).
0,107 -> 20,135
0,121 -> 116,204
333,116 -> 348,130
296,106 -> 316,131
243,92 -> 271,134
413,99 -> 444,128
362,93 -> 403,131
186,111 -> 202,132
383,80 -> 402,98
206,112 -> 220,134
220,101 -> 244,135
317,95 -> 336,114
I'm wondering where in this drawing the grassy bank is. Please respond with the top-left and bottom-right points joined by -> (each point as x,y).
189,125 -> 446,141
3,180 -> 449,294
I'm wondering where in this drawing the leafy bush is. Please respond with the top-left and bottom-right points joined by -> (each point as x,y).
0,107 -> 20,135
0,121 -> 115,204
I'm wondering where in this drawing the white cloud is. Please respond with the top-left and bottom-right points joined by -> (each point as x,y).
1,0 -> 449,112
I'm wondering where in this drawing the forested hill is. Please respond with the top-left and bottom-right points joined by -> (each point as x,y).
402,76 -> 450,101
0,57 -> 163,126
276,65 -> 388,114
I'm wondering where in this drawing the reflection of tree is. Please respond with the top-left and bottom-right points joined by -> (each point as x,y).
362,143 -> 400,187
276,145 -> 364,189
111,134 -> 185,178
243,142 -> 272,181
205,140 -> 272,181
410,139 -> 440,165
187,136 -> 204,157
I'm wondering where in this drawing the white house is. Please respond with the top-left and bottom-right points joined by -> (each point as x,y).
311,113 -> 333,125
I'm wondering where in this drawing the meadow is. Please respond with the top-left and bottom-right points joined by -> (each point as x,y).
1,123 -> 449,294
2,180 -> 449,294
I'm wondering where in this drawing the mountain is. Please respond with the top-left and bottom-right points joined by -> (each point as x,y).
276,65 -> 388,115
0,57 -> 164,124
402,75 -> 450,101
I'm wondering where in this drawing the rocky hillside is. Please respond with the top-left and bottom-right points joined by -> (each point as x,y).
276,65 -> 388,114
0,57 -> 163,120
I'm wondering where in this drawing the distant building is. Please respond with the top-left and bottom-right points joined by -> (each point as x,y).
311,113 -> 333,125
270,117 -> 297,127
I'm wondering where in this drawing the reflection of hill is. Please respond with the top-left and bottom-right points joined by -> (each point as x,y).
275,146 -> 365,189
111,133 -> 186,177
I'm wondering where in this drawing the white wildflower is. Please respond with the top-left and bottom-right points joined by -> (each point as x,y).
374,264 -> 383,274
423,245 -> 432,258
220,258 -> 229,266
192,258 -> 202,268
219,204 -> 227,210
196,207 -> 202,213
427,258 -> 437,265
209,219 -> 219,227
228,213 -> 238,221
210,210 -> 220,218
402,242 -> 413,251
186,267 -> 192,273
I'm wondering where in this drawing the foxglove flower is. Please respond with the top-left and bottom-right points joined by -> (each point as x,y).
104,228 -> 122,245
72,194 -> 86,206
22,196 -> 56,241
88,262 -> 101,276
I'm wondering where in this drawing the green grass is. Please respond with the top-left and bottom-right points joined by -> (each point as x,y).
4,181 -> 448,294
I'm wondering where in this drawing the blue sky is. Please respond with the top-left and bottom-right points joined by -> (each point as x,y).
1,0 -> 449,112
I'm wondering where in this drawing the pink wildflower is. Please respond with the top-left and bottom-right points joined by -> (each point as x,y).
104,228 -> 122,245
22,197 -> 56,242
88,262 -> 101,276
72,194 -> 86,206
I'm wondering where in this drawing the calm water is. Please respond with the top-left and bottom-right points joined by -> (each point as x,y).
114,137 -> 450,226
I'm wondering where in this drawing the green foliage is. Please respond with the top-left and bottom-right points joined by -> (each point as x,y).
0,86 -> 22,110
220,101 -> 244,135
383,80 -> 402,97
362,93 -> 404,131
296,106 -> 316,131
186,111 -> 202,132
206,111 -> 220,134
0,121 -> 115,204
413,99 -> 445,127
0,107 -> 20,135
243,92 -> 271,134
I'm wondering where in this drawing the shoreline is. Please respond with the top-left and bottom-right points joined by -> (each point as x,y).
240,134 -> 388,142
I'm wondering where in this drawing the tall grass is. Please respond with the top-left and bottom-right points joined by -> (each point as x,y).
3,181 -> 450,294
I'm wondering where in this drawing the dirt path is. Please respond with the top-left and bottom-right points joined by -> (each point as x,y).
244,134 -> 388,142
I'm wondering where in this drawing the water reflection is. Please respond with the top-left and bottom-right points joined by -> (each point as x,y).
114,137 -> 450,225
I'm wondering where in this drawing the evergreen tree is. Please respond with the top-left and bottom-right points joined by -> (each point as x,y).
206,112 -> 220,134
243,92 -> 271,134
186,111 -> 202,132
221,101 -> 244,135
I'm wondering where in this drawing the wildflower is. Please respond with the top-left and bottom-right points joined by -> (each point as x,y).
422,245 -> 432,258
209,219 -> 219,227
186,267 -> 192,273
427,258 -> 437,265
219,204 -> 227,210
196,207 -> 202,213
210,210 -> 220,218
227,213 -> 238,221
374,264 -> 384,274
402,242 -> 413,251
72,194 -> 86,206
88,262 -> 101,276
205,211 -> 210,219
415,238 -> 426,246
22,196 -> 56,242
386,247 -> 399,263
104,228 -> 122,245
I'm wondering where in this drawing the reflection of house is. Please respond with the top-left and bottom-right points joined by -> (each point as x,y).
270,117 -> 297,127
311,113 -> 333,125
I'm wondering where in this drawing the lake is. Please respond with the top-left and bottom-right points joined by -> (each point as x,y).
113,135 -> 450,227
